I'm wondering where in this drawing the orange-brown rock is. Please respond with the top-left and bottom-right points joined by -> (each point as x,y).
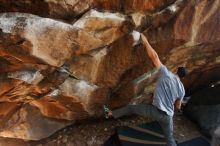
59,77 -> 110,115
67,33 -> 148,87
92,0 -> 176,13
0,0 -> 175,20
0,0 -> 219,141
30,95 -> 87,120
0,104 -> 73,140
0,78 -> 23,96
0,0 -> 92,21
73,9 -> 133,55
0,102 -> 21,128
0,11 -> 132,66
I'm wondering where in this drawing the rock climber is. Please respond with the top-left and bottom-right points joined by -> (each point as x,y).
105,33 -> 188,146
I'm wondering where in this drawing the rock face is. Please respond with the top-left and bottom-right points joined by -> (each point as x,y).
0,0 -> 220,140
0,0 -> 92,21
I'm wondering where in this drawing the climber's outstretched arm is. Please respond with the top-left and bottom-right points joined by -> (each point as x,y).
141,33 -> 162,69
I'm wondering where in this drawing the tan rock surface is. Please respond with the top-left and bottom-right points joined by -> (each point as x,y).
0,0 -> 219,140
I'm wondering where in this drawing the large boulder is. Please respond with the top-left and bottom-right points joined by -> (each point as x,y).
0,13 -> 77,67
66,32 -> 147,86
0,0 -> 92,20
0,0 -> 176,20
0,0 -> 219,140
0,104 -> 73,140
0,10 -> 131,67
184,84 -> 220,137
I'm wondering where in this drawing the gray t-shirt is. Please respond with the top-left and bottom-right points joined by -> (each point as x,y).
153,65 -> 185,116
